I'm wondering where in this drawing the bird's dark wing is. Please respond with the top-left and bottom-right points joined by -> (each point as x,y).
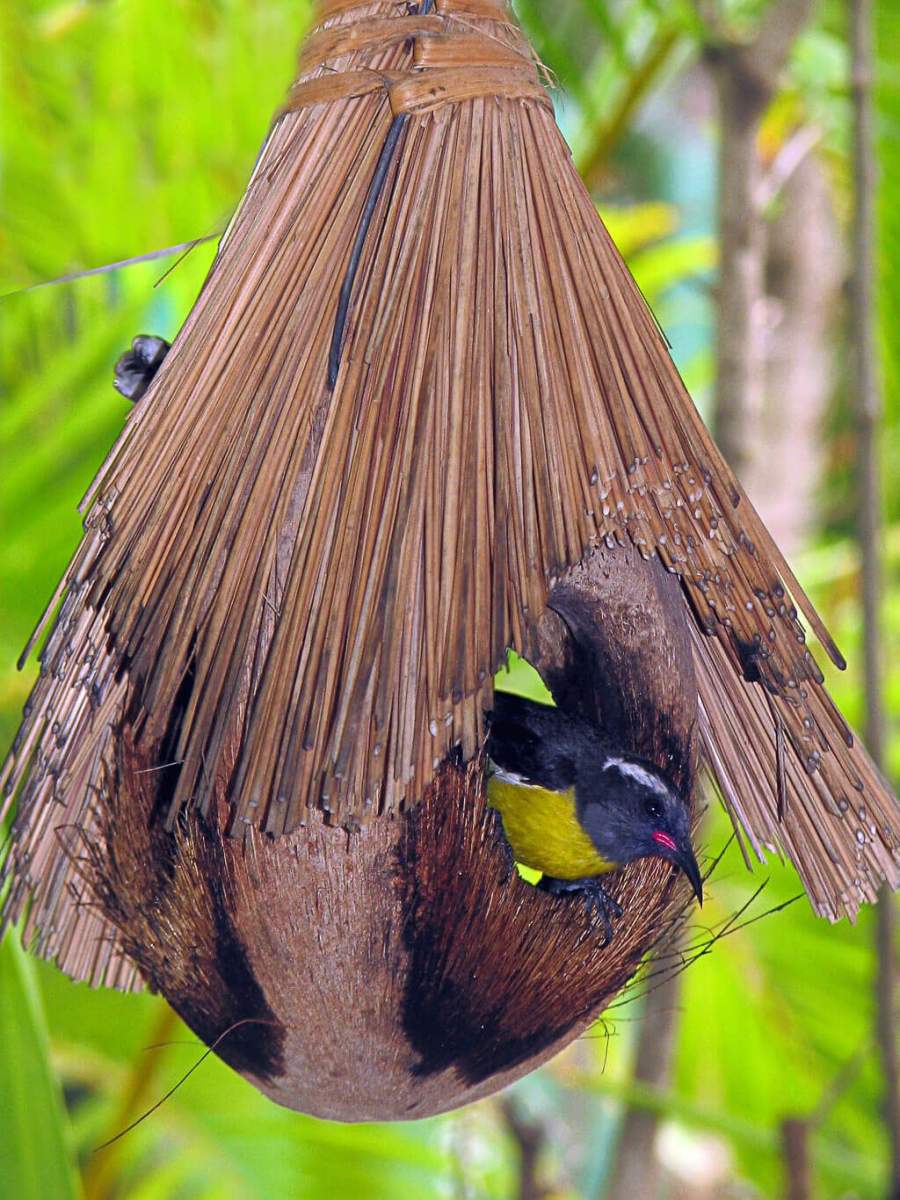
487,693 -> 587,791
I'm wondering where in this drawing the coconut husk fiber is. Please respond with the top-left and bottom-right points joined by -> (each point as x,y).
2,0 -> 898,1117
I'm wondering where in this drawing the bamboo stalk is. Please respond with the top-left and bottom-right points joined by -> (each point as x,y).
850,0 -> 900,1190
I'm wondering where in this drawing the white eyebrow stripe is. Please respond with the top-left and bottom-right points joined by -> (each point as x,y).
488,762 -> 543,789
604,757 -> 670,797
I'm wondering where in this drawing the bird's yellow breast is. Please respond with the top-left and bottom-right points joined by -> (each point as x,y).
487,775 -> 613,880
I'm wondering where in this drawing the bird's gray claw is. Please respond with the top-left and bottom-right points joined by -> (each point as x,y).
539,876 -> 623,945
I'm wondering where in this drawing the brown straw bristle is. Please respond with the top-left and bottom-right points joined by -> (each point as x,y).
2,0 -> 898,986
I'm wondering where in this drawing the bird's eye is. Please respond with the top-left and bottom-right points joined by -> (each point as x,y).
646,798 -> 663,821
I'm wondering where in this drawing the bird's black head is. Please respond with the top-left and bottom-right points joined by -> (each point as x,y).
113,335 -> 170,403
576,755 -> 702,904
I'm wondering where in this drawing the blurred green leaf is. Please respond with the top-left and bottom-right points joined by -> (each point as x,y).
0,936 -> 79,1200
600,201 -> 680,256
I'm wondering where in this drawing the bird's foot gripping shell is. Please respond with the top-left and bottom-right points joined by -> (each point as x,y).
539,876 -> 625,946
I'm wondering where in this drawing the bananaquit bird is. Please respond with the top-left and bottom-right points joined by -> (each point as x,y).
487,693 -> 703,941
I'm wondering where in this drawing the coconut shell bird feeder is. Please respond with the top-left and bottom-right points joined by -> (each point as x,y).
2,0 -> 898,1122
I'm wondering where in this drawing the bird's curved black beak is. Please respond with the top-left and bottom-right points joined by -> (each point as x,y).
673,843 -> 703,906
653,831 -> 703,905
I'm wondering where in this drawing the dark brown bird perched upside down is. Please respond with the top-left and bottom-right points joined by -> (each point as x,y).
487,692 -> 702,941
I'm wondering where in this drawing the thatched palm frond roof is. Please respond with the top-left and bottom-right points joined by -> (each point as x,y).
2,0 -> 897,995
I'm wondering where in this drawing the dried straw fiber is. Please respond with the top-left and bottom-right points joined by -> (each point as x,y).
2,0 -> 897,991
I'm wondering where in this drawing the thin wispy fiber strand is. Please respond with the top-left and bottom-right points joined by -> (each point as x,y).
2,0 -> 898,986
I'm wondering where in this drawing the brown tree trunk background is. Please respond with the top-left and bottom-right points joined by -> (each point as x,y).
707,0 -> 813,475
750,150 -> 843,557
603,948 -> 684,1200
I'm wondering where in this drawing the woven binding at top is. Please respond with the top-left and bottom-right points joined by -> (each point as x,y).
286,0 -> 550,115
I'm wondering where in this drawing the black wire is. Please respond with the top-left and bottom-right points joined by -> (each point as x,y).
327,115 -> 407,389
326,0 -> 436,390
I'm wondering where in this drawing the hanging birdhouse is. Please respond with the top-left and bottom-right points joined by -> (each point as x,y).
2,0 -> 898,1122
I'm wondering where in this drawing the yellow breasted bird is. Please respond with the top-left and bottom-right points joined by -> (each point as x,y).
487,693 -> 703,941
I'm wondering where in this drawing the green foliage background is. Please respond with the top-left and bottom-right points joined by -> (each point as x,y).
1,1 -> 898,1197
